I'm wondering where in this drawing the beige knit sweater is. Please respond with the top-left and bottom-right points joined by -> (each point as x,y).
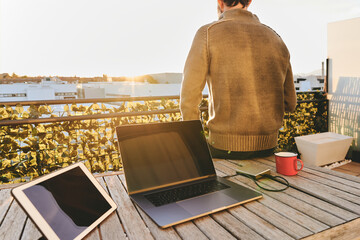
180,9 -> 297,152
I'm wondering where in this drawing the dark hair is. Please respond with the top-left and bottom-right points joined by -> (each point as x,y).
223,0 -> 250,8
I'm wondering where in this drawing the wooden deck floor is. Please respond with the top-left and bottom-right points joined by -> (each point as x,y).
333,161 -> 360,177
1,157 -> 360,240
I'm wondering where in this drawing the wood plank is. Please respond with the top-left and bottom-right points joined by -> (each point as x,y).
257,157 -> 360,200
0,189 -> 13,224
244,200 -> 313,239
20,218 -> 42,240
297,171 -> 360,196
300,167 -> 360,190
211,211 -> 265,240
104,175 -> 153,240
302,218 -> 360,240
135,206 -> 181,240
228,205 -> 294,240
247,180 -> 344,227
174,221 -> 209,240
99,211 -> 128,240
290,176 -> 360,206
283,186 -> 358,222
84,227 -> 101,240
215,169 -> 227,177
248,159 -> 359,220
228,176 -> 330,234
0,200 -> 27,239
0,182 -> 25,190
213,161 -> 237,176
257,195 -> 330,233
229,172 -> 330,234
213,159 -> 237,176
263,156 -> 360,184
216,160 -> 348,232
308,165 -> 360,182
220,160 -> 358,222
335,162 -> 360,172
252,158 -> 360,214
94,170 -> 124,178
193,216 -> 236,240
118,174 -> 128,191
333,168 -> 360,176
97,177 -> 127,240
118,174 -> 197,239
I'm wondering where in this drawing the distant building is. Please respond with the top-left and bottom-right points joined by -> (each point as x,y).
149,73 -> 183,84
79,87 -> 106,99
78,80 -> 209,98
293,74 -> 325,91
0,77 -> 77,102
0,76 -> 42,84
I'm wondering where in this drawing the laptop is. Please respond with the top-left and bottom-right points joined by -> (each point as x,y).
116,120 -> 262,228
11,162 -> 117,240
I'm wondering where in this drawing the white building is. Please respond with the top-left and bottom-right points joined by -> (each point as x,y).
0,77 -> 77,102
149,73 -> 183,84
79,81 -> 209,98
294,74 -> 325,92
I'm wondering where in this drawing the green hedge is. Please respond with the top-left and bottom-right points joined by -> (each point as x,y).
278,92 -> 328,152
0,99 -> 181,183
0,92 -> 327,184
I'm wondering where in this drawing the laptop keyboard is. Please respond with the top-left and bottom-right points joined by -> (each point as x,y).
144,180 -> 230,207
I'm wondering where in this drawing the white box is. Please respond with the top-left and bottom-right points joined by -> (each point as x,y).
295,132 -> 353,166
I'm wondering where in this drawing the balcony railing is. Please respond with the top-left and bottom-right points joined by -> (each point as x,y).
0,92 -> 328,184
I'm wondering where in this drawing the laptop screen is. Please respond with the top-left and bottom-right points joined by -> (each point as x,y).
116,120 -> 216,193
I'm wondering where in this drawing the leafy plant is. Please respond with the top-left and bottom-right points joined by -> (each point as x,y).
278,92 -> 328,152
0,92 -> 327,184
0,98 -> 181,183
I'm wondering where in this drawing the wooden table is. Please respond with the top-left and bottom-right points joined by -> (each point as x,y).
1,156 -> 360,240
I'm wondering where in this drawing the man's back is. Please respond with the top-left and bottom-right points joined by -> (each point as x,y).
180,6 -> 296,153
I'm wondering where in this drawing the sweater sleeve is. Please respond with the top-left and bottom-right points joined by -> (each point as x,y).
284,63 -> 297,112
180,26 -> 209,120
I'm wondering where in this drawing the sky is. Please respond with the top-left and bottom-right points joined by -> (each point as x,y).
1,0 -> 360,77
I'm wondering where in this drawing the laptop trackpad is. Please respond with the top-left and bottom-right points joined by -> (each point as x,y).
177,192 -> 237,215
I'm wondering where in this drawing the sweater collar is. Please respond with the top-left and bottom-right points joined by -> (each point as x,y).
219,8 -> 259,23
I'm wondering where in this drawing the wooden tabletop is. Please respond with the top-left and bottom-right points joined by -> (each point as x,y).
1,156 -> 360,240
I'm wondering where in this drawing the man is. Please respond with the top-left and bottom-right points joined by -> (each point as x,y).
180,0 -> 297,159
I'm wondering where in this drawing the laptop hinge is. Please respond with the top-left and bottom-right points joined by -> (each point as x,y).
128,174 -> 217,195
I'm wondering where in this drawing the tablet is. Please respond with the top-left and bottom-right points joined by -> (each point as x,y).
11,162 -> 117,240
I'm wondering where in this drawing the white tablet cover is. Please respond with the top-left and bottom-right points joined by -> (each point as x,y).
12,162 -> 117,240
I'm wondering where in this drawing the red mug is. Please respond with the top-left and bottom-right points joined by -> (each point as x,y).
274,152 -> 304,176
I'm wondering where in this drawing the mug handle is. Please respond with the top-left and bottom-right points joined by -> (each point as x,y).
296,159 -> 304,171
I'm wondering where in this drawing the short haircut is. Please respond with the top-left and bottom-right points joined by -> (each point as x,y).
223,0 -> 250,8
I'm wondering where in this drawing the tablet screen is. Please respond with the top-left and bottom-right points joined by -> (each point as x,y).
20,165 -> 114,240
